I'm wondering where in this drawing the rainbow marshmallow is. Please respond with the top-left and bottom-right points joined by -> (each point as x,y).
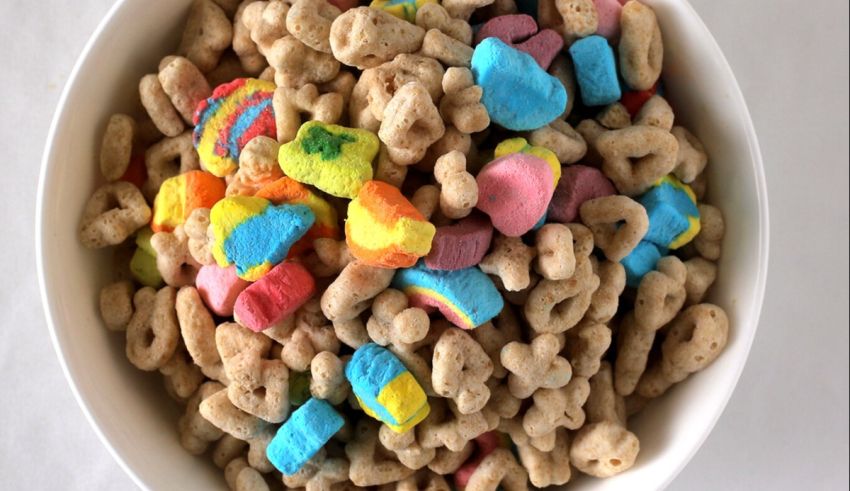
494,137 -> 561,187
151,170 -> 225,233
256,177 -> 340,256
345,343 -> 430,433
210,196 -> 315,281
638,175 -> 701,250
369,0 -> 436,22
193,78 -> 277,177
391,260 -> 504,330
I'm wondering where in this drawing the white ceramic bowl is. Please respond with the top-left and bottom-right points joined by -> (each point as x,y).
37,0 -> 768,489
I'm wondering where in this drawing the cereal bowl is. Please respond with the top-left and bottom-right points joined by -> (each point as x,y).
37,0 -> 768,489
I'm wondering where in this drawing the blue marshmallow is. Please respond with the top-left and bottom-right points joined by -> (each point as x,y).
638,176 -> 701,249
266,398 -> 344,475
569,35 -> 622,106
621,241 -> 667,288
471,37 -> 568,131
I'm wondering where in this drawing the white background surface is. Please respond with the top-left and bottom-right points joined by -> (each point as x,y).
0,0 -> 847,489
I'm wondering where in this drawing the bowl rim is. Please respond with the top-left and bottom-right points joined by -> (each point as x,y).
36,0 -> 769,490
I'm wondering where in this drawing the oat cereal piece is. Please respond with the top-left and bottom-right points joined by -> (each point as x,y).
125,286 -> 180,371
580,195 -> 649,262
575,118 -> 606,166
216,321 -> 273,389
282,450 -> 350,490
516,428 -> 571,487
360,54 -> 445,123
417,126 -> 472,172
684,257 -> 718,305
161,344 -> 205,401
565,321 -> 611,378
392,470 -> 451,491
690,169 -> 708,200
439,68 -> 489,134
349,76 -> 382,132
379,82 -> 446,165
470,316 -> 521,379
267,35 -> 341,87
144,132 -> 201,200
547,54 -> 577,118
496,417 -> 551,453
184,208 -> 216,265
212,435 -> 248,469
556,0 -> 598,41
286,0 -> 341,53
596,125 -> 678,196
596,103 -> 631,130
479,235 -> 536,292
634,256 -> 687,330
226,136 -> 283,196
158,56 -> 212,124
100,281 -> 135,331
637,304 -> 729,398
310,351 -> 350,404
465,448 -> 528,491
150,226 -> 203,287
379,424 -> 437,470
613,312 -> 653,396
279,320 -> 341,371
671,126 -> 708,183
501,334 -> 572,399
304,238 -> 355,278
534,224 -> 576,281
585,361 -> 626,426
433,150 -> 477,219
418,398 -> 489,451
273,84 -> 344,143
619,0 -> 663,90
441,0 -> 495,21
523,376 -> 590,437
570,420 -> 639,478
432,329 -> 493,414
693,204 -> 724,260
79,181 -> 151,249
427,442 -> 474,474
366,289 -> 430,348
346,420 -> 416,486
321,260 -> 396,322
566,222 -> 595,258
100,114 -> 136,181
200,388 -> 270,440
481,381 -> 522,429
524,257 -> 599,334
140,74 -> 185,137
224,458 -> 270,491
179,381 -> 226,455
375,147 -> 409,188
233,1 -> 267,74
330,8 -> 426,70
179,0 -> 233,73
585,258 -> 625,323
421,28 -> 473,67
228,360 -> 290,422
415,3 -> 472,44
527,119 -> 587,164
633,94 -> 674,130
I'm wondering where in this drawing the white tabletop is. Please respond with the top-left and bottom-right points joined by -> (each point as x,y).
1,0 -> 847,489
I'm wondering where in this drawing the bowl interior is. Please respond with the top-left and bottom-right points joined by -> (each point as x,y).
37,0 -> 767,489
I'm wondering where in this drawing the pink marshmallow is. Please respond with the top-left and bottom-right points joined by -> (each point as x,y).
327,0 -> 358,11
475,14 -> 564,69
476,154 -> 555,237
425,213 -> 494,271
196,265 -> 249,317
595,0 -> 623,39
234,262 -> 316,332
547,165 -> 616,223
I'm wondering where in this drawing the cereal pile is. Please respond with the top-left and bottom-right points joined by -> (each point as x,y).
82,0 -> 729,488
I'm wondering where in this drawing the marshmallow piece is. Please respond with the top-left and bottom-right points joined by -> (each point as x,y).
569,35 -> 622,106
193,78 -> 277,177
234,262 -> 316,331
620,81 -> 659,117
594,0 -> 622,39
475,14 -> 564,69
210,196 -> 315,281
425,213 -> 494,271
392,260 -> 504,330
278,121 -> 379,198
266,398 -> 344,475
345,343 -> 430,433
471,37 -> 567,131
196,265 -> 249,317
454,432 -> 511,489
151,170 -> 225,233
621,240 -> 666,287
256,177 -> 340,256
547,165 -> 616,223
638,175 -> 701,249
370,0 -> 437,22
345,180 -> 436,269
476,153 -> 555,237
130,228 -> 163,288
494,136 -> 561,186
